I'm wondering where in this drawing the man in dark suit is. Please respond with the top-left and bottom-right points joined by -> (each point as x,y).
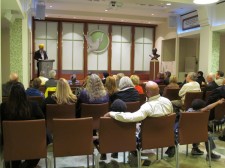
203,73 -> 219,99
34,44 -> 48,76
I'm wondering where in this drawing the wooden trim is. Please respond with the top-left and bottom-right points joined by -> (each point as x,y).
131,26 -> 135,74
153,27 -> 156,48
58,21 -> 62,78
83,23 -> 88,76
32,17 -> 35,79
108,25 -> 112,75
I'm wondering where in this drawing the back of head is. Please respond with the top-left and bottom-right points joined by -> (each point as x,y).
187,72 -> 198,82
110,99 -> 127,112
206,73 -> 215,82
217,70 -> 224,77
169,75 -> 177,84
165,71 -> 171,78
9,72 -> 19,82
105,76 -> 117,94
130,75 -> 140,86
49,70 -> 56,78
116,73 -> 125,87
119,76 -> 134,90
145,81 -> 159,97
191,99 -> 206,110
32,78 -> 41,89
103,72 -> 109,78
197,71 -> 203,77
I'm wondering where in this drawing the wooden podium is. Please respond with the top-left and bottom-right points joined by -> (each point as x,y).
38,60 -> 55,78
149,60 -> 159,80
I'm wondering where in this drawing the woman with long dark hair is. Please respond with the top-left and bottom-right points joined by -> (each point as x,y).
1,82 -> 44,168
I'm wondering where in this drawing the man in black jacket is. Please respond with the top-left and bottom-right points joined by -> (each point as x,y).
34,44 -> 48,76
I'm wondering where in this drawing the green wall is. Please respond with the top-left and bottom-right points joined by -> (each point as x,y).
211,32 -> 220,73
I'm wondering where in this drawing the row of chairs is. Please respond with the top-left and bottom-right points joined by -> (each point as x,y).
2,111 -> 211,168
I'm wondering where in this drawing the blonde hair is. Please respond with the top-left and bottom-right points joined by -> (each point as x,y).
54,78 -> 77,104
39,44 -> 44,49
130,75 -> 140,86
85,74 -> 107,101
169,75 -> 178,84
105,76 -> 118,95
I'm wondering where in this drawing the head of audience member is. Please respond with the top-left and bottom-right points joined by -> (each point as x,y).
130,75 -> 141,86
39,71 -> 46,77
165,71 -> 171,79
86,74 -> 107,101
39,44 -> 44,51
103,72 -> 109,79
119,76 -> 134,90
169,75 -> 178,84
71,74 -> 77,84
105,76 -> 118,95
186,72 -> 198,83
9,72 -> 19,83
197,71 -> 204,77
116,73 -> 125,88
145,81 -> 160,98
156,72 -> 165,80
191,99 -> 206,110
110,99 -> 127,112
49,70 -> 56,79
32,78 -> 42,89
206,73 -> 215,83
54,78 -> 77,104
6,82 -> 31,119
216,70 -> 224,79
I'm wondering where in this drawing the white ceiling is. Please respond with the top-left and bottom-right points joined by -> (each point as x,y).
1,0 -> 224,26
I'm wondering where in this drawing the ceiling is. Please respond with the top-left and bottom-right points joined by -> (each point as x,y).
1,0 -> 224,26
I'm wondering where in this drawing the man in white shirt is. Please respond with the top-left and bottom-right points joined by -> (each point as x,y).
215,70 -> 224,86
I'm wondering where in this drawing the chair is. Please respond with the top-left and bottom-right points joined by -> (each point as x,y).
2,120 -> 48,168
212,103 -> 225,134
183,92 -> 203,111
2,96 -> 8,103
28,96 -> 44,106
138,114 -> 176,167
163,88 -> 180,101
53,118 -> 94,168
204,90 -> 213,102
139,94 -> 147,106
125,101 -> 140,112
159,85 -> 166,95
81,103 -> 109,130
95,117 -> 136,168
176,111 -> 211,168
46,104 -> 76,133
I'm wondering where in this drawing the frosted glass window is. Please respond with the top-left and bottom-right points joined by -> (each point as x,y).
63,23 -> 73,40
112,26 -> 121,42
62,41 -> 73,70
88,53 -> 98,70
98,52 -> 108,70
73,41 -> 83,70
121,43 -> 131,70
47,22 -> 58,39
47,40 -> 58,69
112,43 -> 121,70
74,24 -> 84,40
122,26 -> 131,42
134,27 -> 153,71
35,22 -> 46,38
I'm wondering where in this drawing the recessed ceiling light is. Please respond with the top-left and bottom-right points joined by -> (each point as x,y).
100,18 -> 103,20
45,15 -> 48,17
148,21 -> 151,24
50,5 -> 53,8
166,3 -> 171,5
105,9 -> 108,12
193,0 -> 219,4
151,14 -> 154,16
73,17 -> 76,19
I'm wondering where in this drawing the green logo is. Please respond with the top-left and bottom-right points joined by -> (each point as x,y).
85,30 -> 109,53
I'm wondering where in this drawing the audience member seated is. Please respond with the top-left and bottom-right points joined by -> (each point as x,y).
175,99 -> 224,160
45,70 -> 58,88
179,73 -> 188,87
76,74 -> 109,117
82,72 -> 92,88
0,82 -> 45,168
130,75 -> 144,94
196,71 -> 206,86
38,71 -> 49,85
105,76 -> 118,102
42,78 -> 77,116
102,72 -> 109,85
111,76 -> 139,103
164,71 -> 171,85
162,75 -> 179,97
215,70 -> 224,86
203,73 -> 219,99
2,72 -> 19,97
115,73 -> 125,88
26,78 -> 44,97
100,99 -> 127,160
104,81 -> 174,158
172,72 -> 201,112
154,72 -> 165,85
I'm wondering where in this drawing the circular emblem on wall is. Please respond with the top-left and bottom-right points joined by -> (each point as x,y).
84,30 -> 109,53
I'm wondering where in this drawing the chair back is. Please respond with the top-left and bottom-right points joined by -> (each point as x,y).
98,117 -> 136,153
183,92 -> 203,111
46,104 -> 76,133
214,103 -> 225,120
3,119 -> 47,161
204,91 -> 213,102
53,118 -> 93,157
28,96 -> 44,106
2,97 -> 8,103
159,85 -> 166,94
178,111 -> 210,145
164,88 -> 180,101
81,103 -> 109,130
140,114 -> 176,149
139,94 -> 147,106
125,101 -> 140,112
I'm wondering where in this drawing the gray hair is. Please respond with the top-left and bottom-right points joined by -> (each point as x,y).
188,72 -> 197,81
207,73 -> 215,81
49,70 -> 56,78
119,76 -> 134,90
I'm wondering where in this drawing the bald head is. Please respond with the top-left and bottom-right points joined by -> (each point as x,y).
9,72 -> 19,82
206,73 -> 215,83
145,81 -> 160,98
